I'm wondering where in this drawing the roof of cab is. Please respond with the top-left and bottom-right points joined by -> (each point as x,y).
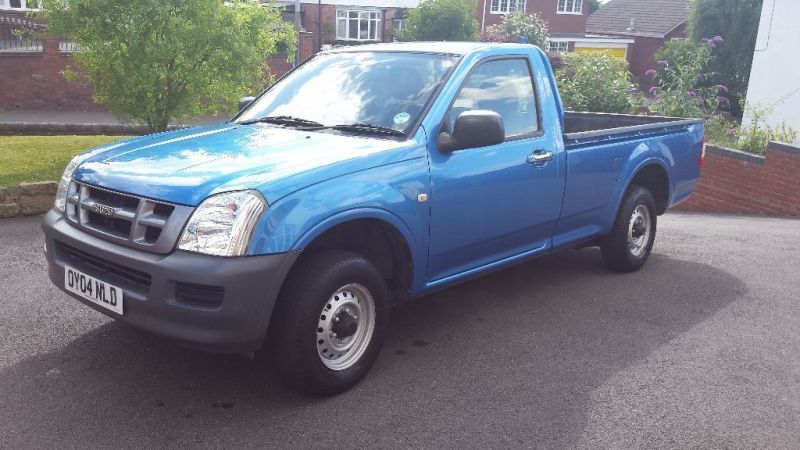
324,41 -> 537,56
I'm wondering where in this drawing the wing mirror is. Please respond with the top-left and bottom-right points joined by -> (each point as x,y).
438,110 -> 505,152
238,96 -> 256,111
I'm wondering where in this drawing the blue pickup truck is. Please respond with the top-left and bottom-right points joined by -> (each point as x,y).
43,42 -> 704,394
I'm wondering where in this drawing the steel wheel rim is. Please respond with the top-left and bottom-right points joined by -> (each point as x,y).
627,204 -> 652,257
316,283 -> 376,371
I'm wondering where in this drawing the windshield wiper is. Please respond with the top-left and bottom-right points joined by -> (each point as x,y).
239,115 -> 323,128
328,123 -> 406,137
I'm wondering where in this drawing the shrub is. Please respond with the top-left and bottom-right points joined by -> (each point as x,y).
397,0 -> 478,42
646,38 -> 730,118
554,52 -> 633,114
480,11 -> 549,50
704,101 -> 798,155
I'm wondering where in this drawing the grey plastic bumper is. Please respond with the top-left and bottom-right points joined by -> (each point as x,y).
42,209 -> 299,353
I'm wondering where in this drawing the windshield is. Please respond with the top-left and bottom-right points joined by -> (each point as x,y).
236,52 -> 458,135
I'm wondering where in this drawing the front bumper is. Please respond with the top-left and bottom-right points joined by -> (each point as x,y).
42,209 -> 299,353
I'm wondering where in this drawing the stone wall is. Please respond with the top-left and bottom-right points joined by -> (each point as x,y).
0,181 -> 57,218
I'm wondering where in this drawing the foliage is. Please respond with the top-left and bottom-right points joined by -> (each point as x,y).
688,0 -> 763,105
555,52 -> 633,114
0,136 -> 128,185
41,0 -> 296,132
396,0 -> 478,42
704,100 -> 798,155
704,114 -> 740,149
588,0 -> 601,13
480,11 -> 549,50
646,38 -> 729,118
738,102 -> 798,154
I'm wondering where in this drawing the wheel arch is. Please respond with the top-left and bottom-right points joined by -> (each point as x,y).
623,160 -> 671,215
290,211 -> 416,303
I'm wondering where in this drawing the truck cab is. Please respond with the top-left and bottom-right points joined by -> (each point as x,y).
43,42 -> 704,395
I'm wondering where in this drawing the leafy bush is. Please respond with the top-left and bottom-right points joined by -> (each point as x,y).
738,103 -> 798,154
646,38 -> 730,118
554,52 -> 633,114
704,114 -> 740,148
42,0 -> 295,132
397,0 -> 478,42
704,101 -> 798,155
480,11 -> 549,50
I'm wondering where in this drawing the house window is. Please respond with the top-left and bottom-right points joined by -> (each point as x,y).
1,0 -> 40,10
392,18 -> 405,32
548,41 -> 569,53
336,10 -> 381,41
557,0 -> 582,14
490,0 -> 526,14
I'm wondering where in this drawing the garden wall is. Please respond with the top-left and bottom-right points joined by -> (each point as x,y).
675,142 -> 800,217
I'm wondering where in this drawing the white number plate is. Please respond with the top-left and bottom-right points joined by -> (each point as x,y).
64,265 -> 124,315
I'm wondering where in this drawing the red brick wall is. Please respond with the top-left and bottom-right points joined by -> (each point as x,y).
477,0 -> 589,34
676,142 -> 800,217
0,38 -> 101,111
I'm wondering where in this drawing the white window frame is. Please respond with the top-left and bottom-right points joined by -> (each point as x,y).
0,0 -> 40,11
336,9 -> 382,42
556,0 -> 583,15
548,41 -> 569,53
490,0 -> 526,15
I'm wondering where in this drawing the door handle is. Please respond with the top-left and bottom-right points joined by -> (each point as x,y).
526,150 -> 553,166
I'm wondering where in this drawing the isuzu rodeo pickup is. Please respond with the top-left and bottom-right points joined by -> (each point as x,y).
43,42 -> 704,395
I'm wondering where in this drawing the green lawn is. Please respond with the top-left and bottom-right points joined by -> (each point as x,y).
0,135 -> 130,186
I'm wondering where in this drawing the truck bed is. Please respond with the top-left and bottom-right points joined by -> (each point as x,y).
564,112 -> 703,147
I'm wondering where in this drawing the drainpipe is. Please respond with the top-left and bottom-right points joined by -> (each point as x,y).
318,0 -> 322,51
294,0 -> 301,67
481,0 -> 487,33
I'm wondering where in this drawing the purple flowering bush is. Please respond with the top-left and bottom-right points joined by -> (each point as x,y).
645,39 -> 729,118
554,52 -> 633,114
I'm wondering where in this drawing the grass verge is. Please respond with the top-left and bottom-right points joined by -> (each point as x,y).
0,135 -> 129,186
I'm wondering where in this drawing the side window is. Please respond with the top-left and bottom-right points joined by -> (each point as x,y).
448,58 -> 539,139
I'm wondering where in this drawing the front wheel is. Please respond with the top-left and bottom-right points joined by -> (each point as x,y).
269,250 -> 389,396
600,186 -> 657,273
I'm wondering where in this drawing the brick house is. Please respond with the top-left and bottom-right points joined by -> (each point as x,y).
476,0 -> 632,58
586,0 -> 689,81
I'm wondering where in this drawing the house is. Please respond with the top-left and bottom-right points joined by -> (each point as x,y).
744,0 -> 800,132
274,0 -> 421,49
476,0 -> 632,58
586,0 -> 689,80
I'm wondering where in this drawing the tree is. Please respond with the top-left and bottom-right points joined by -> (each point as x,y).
397,0 -> 478,42
481,11 -> 549,50
589,0 -> 601,14
41,0 -> 295,131
687,0 -> 763,103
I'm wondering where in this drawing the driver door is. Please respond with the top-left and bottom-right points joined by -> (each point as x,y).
427,57 -> 563,283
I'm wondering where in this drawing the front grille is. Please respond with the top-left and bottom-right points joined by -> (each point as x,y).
175,282 -> 225,308
59,242 -> 152,290
64,181 -> 193,254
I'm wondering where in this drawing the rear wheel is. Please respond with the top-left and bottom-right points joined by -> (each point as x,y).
269,250 -> 389,396
601,186 -> 657,273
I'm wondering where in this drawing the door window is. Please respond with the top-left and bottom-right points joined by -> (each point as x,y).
448,58 -> 539,139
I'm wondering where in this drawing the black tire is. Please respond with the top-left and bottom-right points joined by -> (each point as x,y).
600,186 -> 657,273
269,250 -> 390,396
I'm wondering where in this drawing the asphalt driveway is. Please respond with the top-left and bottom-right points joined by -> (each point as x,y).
1,212 -> 798,448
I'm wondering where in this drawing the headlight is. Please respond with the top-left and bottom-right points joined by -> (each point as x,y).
54,155 -> 82,212
177,191 -> 266,257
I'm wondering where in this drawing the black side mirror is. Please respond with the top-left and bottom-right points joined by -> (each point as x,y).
238,96 -> 256,111
438,110 -> 505,152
